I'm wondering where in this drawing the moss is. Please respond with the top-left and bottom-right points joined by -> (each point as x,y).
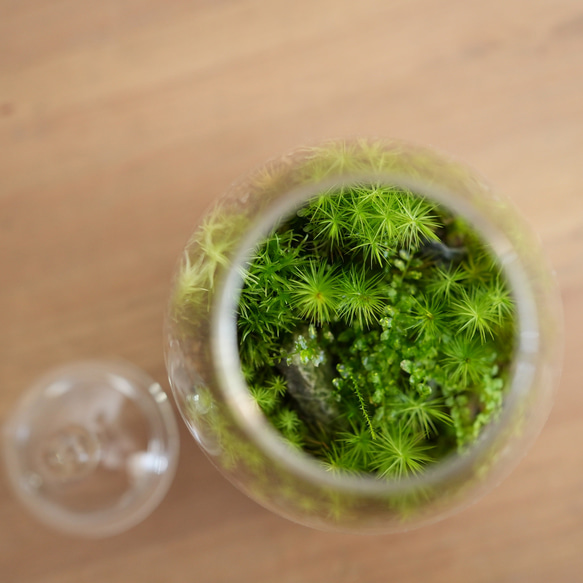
237,183 -> 516,478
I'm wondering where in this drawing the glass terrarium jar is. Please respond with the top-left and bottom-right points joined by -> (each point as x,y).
164,138 -> 560,533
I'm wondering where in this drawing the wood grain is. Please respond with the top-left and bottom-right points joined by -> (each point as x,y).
1,0 -> 582,581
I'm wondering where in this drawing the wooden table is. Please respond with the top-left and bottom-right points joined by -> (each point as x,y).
1,1 -> 582,581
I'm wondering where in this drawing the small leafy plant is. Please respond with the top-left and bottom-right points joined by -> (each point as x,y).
237,183 -> 516,479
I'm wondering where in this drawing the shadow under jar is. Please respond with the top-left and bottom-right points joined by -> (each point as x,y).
164,138 -> 561,533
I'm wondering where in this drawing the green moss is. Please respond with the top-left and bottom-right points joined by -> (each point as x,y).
237,183 -> 516,478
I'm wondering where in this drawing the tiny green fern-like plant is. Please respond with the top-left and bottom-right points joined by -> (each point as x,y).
237,183 -> 516,478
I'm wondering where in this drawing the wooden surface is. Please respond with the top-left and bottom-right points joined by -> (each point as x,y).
1,1 -> 582,581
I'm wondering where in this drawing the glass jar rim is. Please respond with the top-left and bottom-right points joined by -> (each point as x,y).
211,141 -> 559,497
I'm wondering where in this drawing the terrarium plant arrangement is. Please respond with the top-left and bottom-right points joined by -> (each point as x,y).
165,139 -> 557,532
238,182 -> 515,479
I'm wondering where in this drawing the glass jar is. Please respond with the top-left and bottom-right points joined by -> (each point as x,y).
164,138 -> 561,533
